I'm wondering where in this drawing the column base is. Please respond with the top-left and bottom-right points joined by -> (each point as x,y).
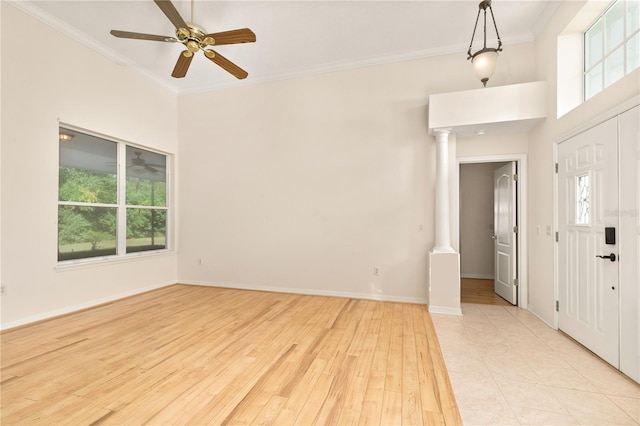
428,251 -> 462,316
432,246 -> 456,254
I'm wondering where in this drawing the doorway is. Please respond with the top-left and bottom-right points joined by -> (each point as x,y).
456,155 -> 528,308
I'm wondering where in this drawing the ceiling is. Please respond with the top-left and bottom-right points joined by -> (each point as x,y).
15,1 -> 560,94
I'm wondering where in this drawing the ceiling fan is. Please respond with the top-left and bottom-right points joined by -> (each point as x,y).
130,151 -> 164,174
110,0 -> 256,79
105,151 -> 164,174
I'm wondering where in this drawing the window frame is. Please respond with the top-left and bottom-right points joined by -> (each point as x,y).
57,124 -> 172,265
583,0 -> 640,100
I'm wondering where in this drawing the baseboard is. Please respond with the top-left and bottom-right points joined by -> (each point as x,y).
0,280 -> 176,331
428,305 -> 463,316
460,274 -> 495,280
181,280 -> 428,305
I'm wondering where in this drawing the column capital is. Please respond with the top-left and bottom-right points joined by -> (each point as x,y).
433,128 -> 452,136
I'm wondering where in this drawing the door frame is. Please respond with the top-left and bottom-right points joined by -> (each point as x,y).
455,154 -> 528,309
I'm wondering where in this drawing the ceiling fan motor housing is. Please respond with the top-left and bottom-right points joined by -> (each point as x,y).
177,23 -> 214,53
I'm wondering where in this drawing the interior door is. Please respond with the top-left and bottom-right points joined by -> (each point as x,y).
493,162 -> 517,305
557,117 -> 619,368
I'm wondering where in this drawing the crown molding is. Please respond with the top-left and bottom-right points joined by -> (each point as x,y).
179,33 -> 534,95
8,0 -> 536,95
532,0 -> 563,38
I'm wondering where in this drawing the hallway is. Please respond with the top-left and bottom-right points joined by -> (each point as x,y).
461,278 -> 512,306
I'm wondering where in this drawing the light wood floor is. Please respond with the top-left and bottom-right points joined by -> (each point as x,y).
1,285 -> 461,425
460,278 -> 512,306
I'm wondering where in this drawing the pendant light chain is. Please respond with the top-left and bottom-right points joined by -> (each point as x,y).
483,7 -> 487,49
488,3 -> 503,51
467,9 -> 482,59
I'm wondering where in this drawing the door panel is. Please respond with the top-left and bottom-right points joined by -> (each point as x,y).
558,117 -> 619,368
494,162 -> 517,304
619,105 -> 640,382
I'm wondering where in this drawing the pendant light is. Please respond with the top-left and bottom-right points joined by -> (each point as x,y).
467,0 -> 503,87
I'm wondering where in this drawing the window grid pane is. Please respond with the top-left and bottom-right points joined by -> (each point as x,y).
626,0 -> 639,35
605,1 -> 625,53
58,205 -> 117,261
577,175 -> 590,225
126,208 -> 167,253
586,19 -> 603,69
627,32 -> 640,72
604,46 -> 625,86
59,130 -> 117,204
585,65 -> 603,100
126,147 -> 167,207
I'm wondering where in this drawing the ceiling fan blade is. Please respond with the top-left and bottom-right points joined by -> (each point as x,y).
153,0 -> 188,30
204,50 -> 248,79
110,30 -> 177,42
203,28 -> 256,46
172,51 -> 194,78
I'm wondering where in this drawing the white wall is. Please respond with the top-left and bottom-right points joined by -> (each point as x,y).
0,3 -> 179,328
459,163 -> 500,279
177,43 -> 537,302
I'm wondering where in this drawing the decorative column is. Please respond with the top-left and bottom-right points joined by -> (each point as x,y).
433,129 -> 454,252
428,128 -> 461,315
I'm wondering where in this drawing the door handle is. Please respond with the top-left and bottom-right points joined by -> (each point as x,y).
595,253 -> 616,262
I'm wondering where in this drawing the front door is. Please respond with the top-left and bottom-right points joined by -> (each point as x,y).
557,117 -> 619,368
493,162 -> 517,305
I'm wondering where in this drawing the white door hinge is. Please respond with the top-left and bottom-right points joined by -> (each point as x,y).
513,278 -> 519,287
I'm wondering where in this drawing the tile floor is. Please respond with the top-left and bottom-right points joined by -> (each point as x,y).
431,303 -> 640,425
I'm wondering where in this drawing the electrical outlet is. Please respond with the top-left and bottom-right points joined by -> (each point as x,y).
373,267 -> 380,276
0,284 -> 7,295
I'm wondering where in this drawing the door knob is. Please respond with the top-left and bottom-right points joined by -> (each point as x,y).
595,253 -> 616,262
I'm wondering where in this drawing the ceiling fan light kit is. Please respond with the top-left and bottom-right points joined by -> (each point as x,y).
467,0 -> 503,87
59,133 -> 74,142
110,0 -> 256,80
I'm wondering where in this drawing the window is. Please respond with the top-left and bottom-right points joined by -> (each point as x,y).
58,127 -> 169,261
576,174 -> 590,225
584,0 -> 640,100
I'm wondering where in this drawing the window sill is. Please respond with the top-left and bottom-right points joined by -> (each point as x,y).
55,249 -> 176,272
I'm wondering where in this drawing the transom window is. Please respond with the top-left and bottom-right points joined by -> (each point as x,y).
584,0 -> 640,100
58,126 -> 169,261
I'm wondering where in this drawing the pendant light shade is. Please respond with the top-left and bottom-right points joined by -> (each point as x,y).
467,0 -> 502,87
471,50 -> 499,86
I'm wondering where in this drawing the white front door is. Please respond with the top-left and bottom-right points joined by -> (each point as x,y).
494,162 -> 517,305
557,117 -> 619,368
